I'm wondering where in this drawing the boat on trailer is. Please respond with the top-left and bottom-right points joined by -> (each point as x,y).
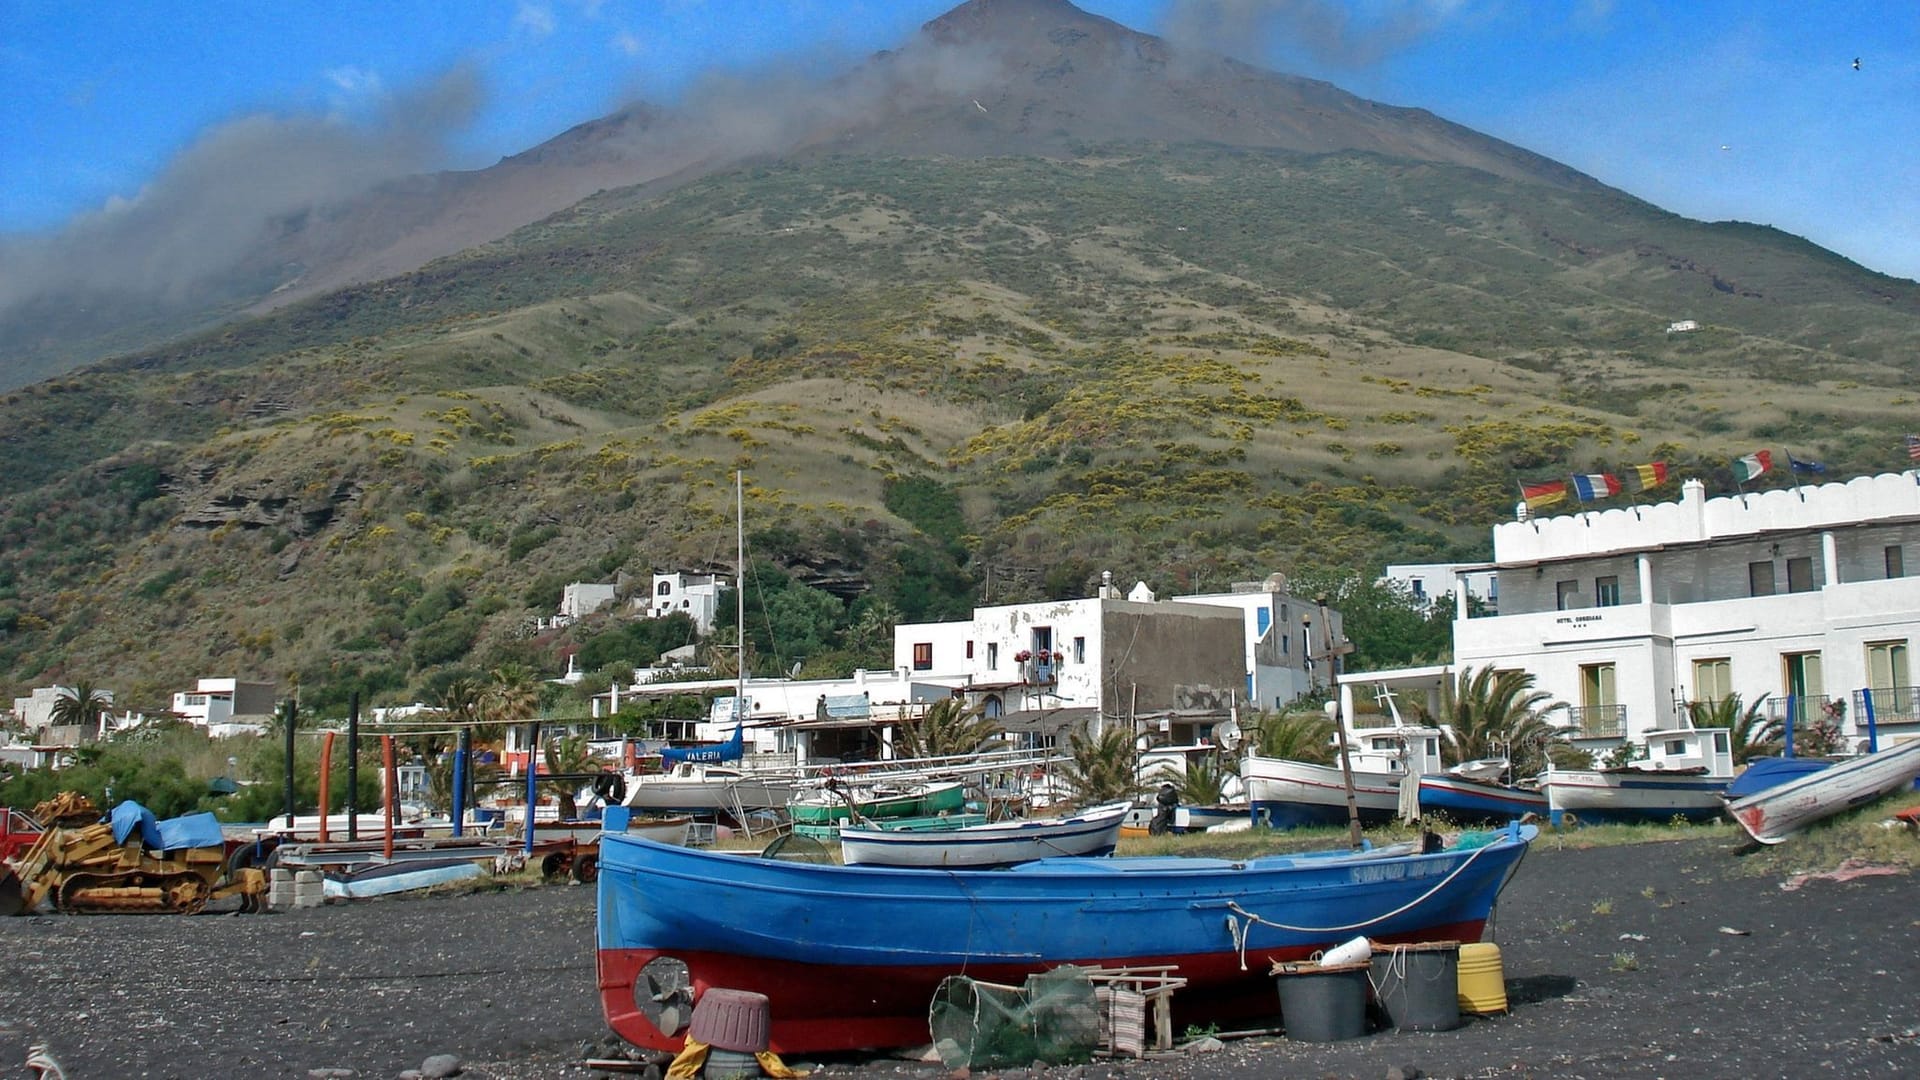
1725,737 -> 1920,844
595,822 -> 1536,1055
838,801 -> 1129,868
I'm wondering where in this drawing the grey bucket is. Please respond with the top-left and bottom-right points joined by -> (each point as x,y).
703,1047 -> 762,1078
1369,940 -> 1462,1032
1273,959 -> 1371,1042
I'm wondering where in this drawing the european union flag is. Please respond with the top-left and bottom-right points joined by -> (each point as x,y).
1787,452 -> 1826,474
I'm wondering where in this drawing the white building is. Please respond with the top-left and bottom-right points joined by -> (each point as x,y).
1174,573 -> 1344,710
559,582 -> 618,620
172,678 -> 277,737
1383,563 -> 1499,614
643,572 -> 724,633
1450,472 -> 1920,751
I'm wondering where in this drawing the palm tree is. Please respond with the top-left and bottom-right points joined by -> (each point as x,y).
482,665 -> 539,735
1170,754 -> 1230,805
1427,666 -> 1567,779
897,697 -> 1001,759
49,681 -> 113,740
1243,708 -> 1336,764
1688,692 -> 1781,764
1064,726 -> 1142,805
543,733 -> 595,821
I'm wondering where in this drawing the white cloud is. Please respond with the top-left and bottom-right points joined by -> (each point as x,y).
515,2 -> 557,38
324,65 -> 384,97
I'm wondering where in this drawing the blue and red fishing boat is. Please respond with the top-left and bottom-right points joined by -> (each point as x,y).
596,822 -> 1536,1054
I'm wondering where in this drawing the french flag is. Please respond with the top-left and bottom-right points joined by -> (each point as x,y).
1572,473 -> 1621,501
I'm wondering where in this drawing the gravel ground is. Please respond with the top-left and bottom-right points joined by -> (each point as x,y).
3,836 -> 1918,1079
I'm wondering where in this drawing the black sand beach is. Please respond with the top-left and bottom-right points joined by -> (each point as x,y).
2,834 -> 1916,1078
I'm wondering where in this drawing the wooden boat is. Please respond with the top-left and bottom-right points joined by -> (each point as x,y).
1243,726 -> 1445,829
1418,772 -> 1548,823
838,801 -> 1129,868
1724,755 -> 1834,799
1542,727 -> 1733,825
787,779 -> 967,824
1725,738 -> 1920,844
596,822 -> 1535,1054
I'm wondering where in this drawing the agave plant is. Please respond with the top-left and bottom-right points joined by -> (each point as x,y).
1687,692 -> 1782,764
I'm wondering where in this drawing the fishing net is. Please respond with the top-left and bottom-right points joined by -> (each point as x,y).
928,966 -> 1101,1069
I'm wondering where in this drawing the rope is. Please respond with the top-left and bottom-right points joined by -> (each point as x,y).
1222,837 -> 1509,971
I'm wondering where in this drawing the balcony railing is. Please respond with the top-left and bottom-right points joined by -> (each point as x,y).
1565,704 -> 1627,739
1020,660 -> 1057,685
1857,686 -> 1920,725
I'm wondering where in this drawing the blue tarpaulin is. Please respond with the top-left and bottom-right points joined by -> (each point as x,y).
109,801 -> 224,851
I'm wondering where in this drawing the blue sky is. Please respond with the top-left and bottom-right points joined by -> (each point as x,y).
3,0 -> 1916,279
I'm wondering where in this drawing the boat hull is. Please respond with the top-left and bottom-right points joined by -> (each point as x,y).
1242,757 -> 1402,829
1724,756 -> 1834,800
1542,769 -> 1729,825
1726,739 -> 1920,844
838,802 -> 1127,868
788,781 -> 967,824
1418,775 -> 1548,823
596,824 -> 1534,1054
622,775 -> 799,814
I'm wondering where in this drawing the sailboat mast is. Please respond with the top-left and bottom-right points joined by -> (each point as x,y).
735,470 -> 746,719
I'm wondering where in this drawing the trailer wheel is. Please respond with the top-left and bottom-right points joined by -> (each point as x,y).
540,852 -> 568,881
571,853 -> 598,884
0,871 -> 22,917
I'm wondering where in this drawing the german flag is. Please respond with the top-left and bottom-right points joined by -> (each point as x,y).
1520,479 -> 1569,510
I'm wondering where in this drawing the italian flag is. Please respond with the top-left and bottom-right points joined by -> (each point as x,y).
1733,450 -> 1772,482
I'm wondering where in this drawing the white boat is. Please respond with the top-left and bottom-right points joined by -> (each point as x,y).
1243,726 -> 1445,830
1543,727 -> 1733,825
838,801 -> 1131,868
1725,737 -> 1920,844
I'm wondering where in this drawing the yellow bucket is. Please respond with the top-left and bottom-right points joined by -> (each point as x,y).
1456,942 -> 1508,1015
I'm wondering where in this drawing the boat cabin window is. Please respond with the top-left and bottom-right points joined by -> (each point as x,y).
1662,738 -> 1686,756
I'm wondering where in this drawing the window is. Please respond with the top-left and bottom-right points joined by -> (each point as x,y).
965,640 -> 974,660
1410,578 -> 1426,599
1786,556 -> 1814,593
1556,580 -> 1580,610
987,643 -> 999,670
1867,641 -> 1910,691
911,643 -> 932,671
1748,561 -> 1776,597
1783,652 -> 1823,703
1580,663 -> 1617,708
1595,575 -> 1621,607
1073,636 -> 1086,663
1889,546 -> 1906,579
1693,658 -> 1732,704
656,581 -> 672,596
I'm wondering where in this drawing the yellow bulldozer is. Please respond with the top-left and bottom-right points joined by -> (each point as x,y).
3,793 -> 266,915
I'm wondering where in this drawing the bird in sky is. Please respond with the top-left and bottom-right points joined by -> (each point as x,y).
1853,57 -> 1862,70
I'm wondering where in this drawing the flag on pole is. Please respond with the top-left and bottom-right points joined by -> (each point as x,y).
1630,461 -> 1670,491
1520,479 -> 1569,510
1786,452 -> 1826,475
1571,473 -> 1622,501
1906,434 -> 1920,462
1732,450 -> 1772,483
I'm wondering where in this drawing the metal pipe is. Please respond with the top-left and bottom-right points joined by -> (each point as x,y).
282,698 -> 298,829
524,721 -> 542,855
347,692 -> 360,842
1862,688 -> 1879,752
1784,693 -> 1796,757
452,726 -> 469,838
382,735 -> 396,861
318,731 -> 336,843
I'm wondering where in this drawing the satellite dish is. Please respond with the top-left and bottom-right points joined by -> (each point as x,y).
1215,717 -> 1243,753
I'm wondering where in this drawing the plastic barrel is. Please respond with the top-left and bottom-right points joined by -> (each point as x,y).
1369,941 -> 1462,1032
1273,959 -> 1371,1042
1456,942 -> 1508,1015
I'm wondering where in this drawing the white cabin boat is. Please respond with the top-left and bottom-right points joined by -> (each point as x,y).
621,762 -> 803,815
838,801 -> 1130,868
1543,727 -> 1733,825
1243,726 -> 1445,829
